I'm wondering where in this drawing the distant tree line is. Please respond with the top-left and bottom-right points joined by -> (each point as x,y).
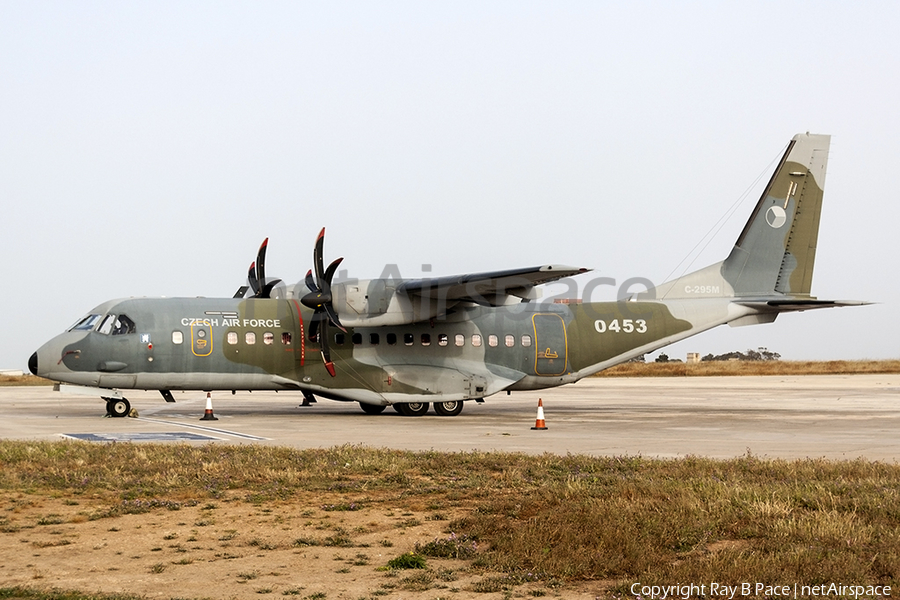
632,347 -> 782,363
701,347 -> 781,361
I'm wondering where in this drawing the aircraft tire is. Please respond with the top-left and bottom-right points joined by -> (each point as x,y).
106,398 -> 131,418
397,402 -> 429,416
359,402 -> 386,415
432,400 -> 463,417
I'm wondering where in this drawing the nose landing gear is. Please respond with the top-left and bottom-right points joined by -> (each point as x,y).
104,397 -> 131,418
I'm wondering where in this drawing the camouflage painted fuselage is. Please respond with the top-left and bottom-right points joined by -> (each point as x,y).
34,294 -> 704,405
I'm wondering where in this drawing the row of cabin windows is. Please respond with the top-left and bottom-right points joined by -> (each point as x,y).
171,331 -> 293,346
336,332 -> 533,348
170,330 -> 532,348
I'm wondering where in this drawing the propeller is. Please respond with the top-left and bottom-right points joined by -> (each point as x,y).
300,228 -> 346,377
238,238 -> 283,299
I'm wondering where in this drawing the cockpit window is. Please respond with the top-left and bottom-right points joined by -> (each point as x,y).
112,314 -> 136,335
95,314 -> 137,335
98,315 -> 117,335
68,314 -> 102,332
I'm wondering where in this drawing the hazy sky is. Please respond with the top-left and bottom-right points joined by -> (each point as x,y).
2,1 -> 898,370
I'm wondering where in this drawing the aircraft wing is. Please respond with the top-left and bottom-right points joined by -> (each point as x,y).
398,265 -> 590,306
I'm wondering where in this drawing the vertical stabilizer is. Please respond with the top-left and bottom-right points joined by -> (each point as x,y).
723,132 -> 830,297
643,133 -> 830,301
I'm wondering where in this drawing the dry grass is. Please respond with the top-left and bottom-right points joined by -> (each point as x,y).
597,359 -> 900,377
0,374 -> 53,386
1,441 -> 899,595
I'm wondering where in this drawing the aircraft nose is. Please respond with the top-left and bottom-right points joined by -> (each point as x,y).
28,351 -> 38,376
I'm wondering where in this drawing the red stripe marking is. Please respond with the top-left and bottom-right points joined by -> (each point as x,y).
291,299 -> 305,366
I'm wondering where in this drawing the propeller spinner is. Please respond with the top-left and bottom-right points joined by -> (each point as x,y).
300,228 -> 346,377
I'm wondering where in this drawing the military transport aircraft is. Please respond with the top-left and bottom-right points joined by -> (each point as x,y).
30,133 -> 864,418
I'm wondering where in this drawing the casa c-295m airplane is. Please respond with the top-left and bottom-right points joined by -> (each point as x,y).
30,133 -> 864,418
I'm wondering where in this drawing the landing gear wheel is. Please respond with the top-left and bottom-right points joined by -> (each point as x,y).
432,400 -> 464,417
359,402 -> 386,415
105,398 -> 131,418
396,402 -> 430,416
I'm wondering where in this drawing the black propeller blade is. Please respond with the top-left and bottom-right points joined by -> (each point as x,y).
247,261 -> 259,296
300,228 -> 346,377
241,238 -> 282,299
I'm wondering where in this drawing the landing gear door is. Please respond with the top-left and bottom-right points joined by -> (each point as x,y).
532,313 -> 568,376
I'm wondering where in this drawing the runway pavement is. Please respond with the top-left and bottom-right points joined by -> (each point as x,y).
1,374 -> 899,460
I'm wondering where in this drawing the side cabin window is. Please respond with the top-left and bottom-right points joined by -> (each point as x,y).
404,333 -> 414,346
352,333 -> 363,345
172,331 -> 184,344
227,331 -> 238,345
421,334 -> 431,346
454,334 -> 465,347
488,334 -> 498,347
521,334 -> 532,347
438,333 -> 448,346
386,333 -> 397,345
471,334 -> 482,347
335,333 -> 346,345
282,332 -> 292,345
246,331 -> 257,345
370,333 -> 380,345
505,334 -> 515,347
263,332 -> 274,345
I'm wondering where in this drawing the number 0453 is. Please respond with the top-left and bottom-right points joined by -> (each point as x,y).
594,319 -> 647,334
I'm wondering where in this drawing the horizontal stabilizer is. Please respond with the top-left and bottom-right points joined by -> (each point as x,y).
736,299 -> 873,313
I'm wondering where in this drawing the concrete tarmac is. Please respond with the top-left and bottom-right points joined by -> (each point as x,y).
1,374 -> 899,460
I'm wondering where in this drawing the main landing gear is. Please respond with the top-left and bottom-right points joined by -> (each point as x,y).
359,402 -> 386,415
432,400 -> 464,416
104,397 -> 131,418
361,400 -> 465,417
393,402 -> 430,417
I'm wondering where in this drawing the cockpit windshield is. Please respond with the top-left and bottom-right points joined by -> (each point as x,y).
68,314 -> 102,332
67,313 -> 137,334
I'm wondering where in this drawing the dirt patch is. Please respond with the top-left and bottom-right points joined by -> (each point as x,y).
0,492 -> 603,599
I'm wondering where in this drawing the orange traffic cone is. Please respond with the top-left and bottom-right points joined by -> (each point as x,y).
200,392 -> 218,421
531,398 -> 548,430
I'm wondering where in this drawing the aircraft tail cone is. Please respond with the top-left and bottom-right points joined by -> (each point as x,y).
200,393 -> 218,421
531,398 -> 548,430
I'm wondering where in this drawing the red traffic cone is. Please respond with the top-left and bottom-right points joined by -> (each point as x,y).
531,398 -> 548,430
200,392 -> 218,421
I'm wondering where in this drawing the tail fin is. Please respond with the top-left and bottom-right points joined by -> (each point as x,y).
723,132 -> 830,297
644,133 -> 831,300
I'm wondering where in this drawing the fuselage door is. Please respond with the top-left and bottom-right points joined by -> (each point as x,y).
532,313 -> 568,376
191,323 -> 213,357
